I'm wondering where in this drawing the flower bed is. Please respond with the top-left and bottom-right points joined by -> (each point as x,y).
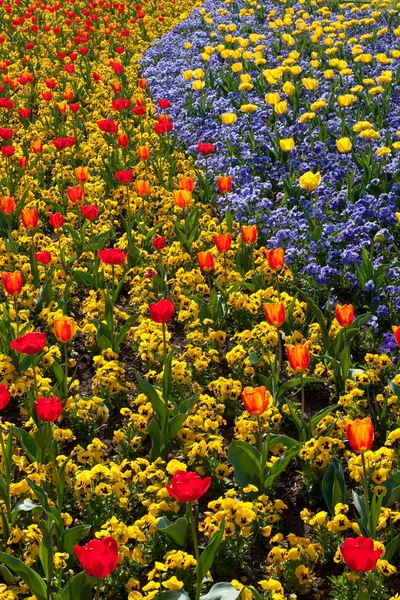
0,0 -> 399,599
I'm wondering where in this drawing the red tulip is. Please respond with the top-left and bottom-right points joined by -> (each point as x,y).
112,98 -> 131,111
53,137 -> 75,151
35,251 -> 52,264
81,205 -> 99,220
2,144 -> 16,156
67,186 -> 83,203
166,470 -> 212,503
49,212 -> 64,228
10,332 -> 46,354
0,384 -> 10,410
115,170 -> 133,184
340,537 -> 382,572
391,326 -> 400,347
2,271 -> 23,295
98,248 -> 128,265
198,142 -> 214,155
34,396 -> 63,421
0,196 -> 16,214
0,128 -> 14,140
117,134 -> 129,148
158,99 -> 170,109
336,304 -> 355,327
97,120 -> 118,134
265,248 -> 285,271
214,233 -> 231,253
152,237 -> 165,250
74,537 -> 119,578
149,298 -> 174,323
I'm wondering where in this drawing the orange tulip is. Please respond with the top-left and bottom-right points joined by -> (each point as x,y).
2,271 -> 23,296
392,326 -> 400,347
138,78 -> 147,89
21,207 -> 38,230
63,89 -> 74,101
346,417 -> 374,453
265,248 -> 285,271
112,81 -> 122,94
56,101 -> 67,113
214,233 -> 231,253
286,343 -> 310,372
336,304 -> 355,327
137,145 -> 150,160
241,225 -> 257,245
242,386 -> 272,415
263,303 -> 286,328
134,180 -> 150,196
197,251 -> 215,272
0,196 -> 16,214
173,190 -> 192,208
67,186 -> 83,203
54,316 -> 77,343
75,166 -> 89,183
30,140 -> 43,154
179,177 -> 195,192
217,175 -> 232,194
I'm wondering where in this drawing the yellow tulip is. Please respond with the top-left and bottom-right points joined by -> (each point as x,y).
279,138 -> 294,152
240,104 -> 258,113
221,113 -> 237,125
274,101 -> 288,115
265,92 -> 281,105
299,171 -> 322,192
336,138 -> 352,153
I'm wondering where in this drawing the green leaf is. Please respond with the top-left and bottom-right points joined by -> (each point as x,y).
60,571 -> 94,600
382,471 -> 400,507
136,374 -> 167,429
264,446 -> 300,489
147,419 -> 162,461
298,289 -> 330,350
162,350 -> 173,402
310,404 -> 339,432
156,516 -> 189,547
322,459 -> 347,516
197,518 -> 225,581
39,520 -> 54,581
0,552 -> 47,600
384,534 -> 400,562
14,428 -> 39,463
201,583 -> 241,600
57,455 -> 73,512
153,592 -> 191,600
227,441 -> 261,490
115,313 -> 138,350
58,524 -> 91,556
11,499 -> 40,524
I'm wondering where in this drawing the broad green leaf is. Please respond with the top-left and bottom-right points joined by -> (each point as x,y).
227,441 -> 261,490
156,516 -> 189,547
61,571 -> 94,600
58,524 -> 91,556
0,552 -> 47,600
201,583 -> 241,600
197,518 -> 225,581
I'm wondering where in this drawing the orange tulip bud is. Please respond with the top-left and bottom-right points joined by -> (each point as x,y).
179,177 -> 195,192
392,326 -> 400,347
21,207 -> 38,230
335,304 -> 355,327
286,343 -> 310,372
214,233 -> 231,253
241,225 -> 257,245
173,190 -> 192,208
242,386 -> 272,415
217,175 -> 232,194
0,196 -> 16,214
263,302 -> 286,328
53,316 -> 77,343
138,78 -> 146,89
75,166 -> 89,183
112,81 -> 122,94
197,251 -> 215,272
30,140 -> 43,155
134,180 -> 150,196
346,417 -> 374,453
63,89 -> 74,101
137,145 -> 150,160
265,248 -> 285,271
2,271 -> 23,296
56,101 -> 67,113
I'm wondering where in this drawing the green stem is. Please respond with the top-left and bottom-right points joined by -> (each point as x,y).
13,296 -> 19,336
96,579 -> 101,600
47,422 -> 59,505
277,329 -> 282,376
162,323 -> 167,364
358,571 -> 364,600
0,424 -> 11,517
300,372 -> 305,421
63,343 -> 68,399
190,503 -> 202,600
361,452 -> 369,520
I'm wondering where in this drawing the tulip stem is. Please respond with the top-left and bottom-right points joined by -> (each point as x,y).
162,323 -> 167,364
47,422 -> 59,507
361,452 -> 370,519
32,360 -> 39,403
300,372 -> 305,421
63,343 -> 68,400
13,296 -> 20,336
257,416 -> 263,455
0,424 -> 11,517
277,329 -> 282,376
190,503 -> 202,600
358,572 -> 364,600
96,579 -> 101,600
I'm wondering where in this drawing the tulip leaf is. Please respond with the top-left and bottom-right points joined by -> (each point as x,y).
322,458 -> 347,516
136,373 -> 167,429
0,552 -> 48,600
156,516 -> 189,547
61,571 -> 94,600
162,350 -> 173,402
197,517 -> 225,582
264,446 -> 300,489
200,583 -> 241,600
228,440 -> 261,490
310,404 -> 339,432
382,471 -> 400,507
153,592 -> 191,600
147,419 -> 162,461
14,428 -> 39,463
58,524 -> 91,556
384,533 -> 400,562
